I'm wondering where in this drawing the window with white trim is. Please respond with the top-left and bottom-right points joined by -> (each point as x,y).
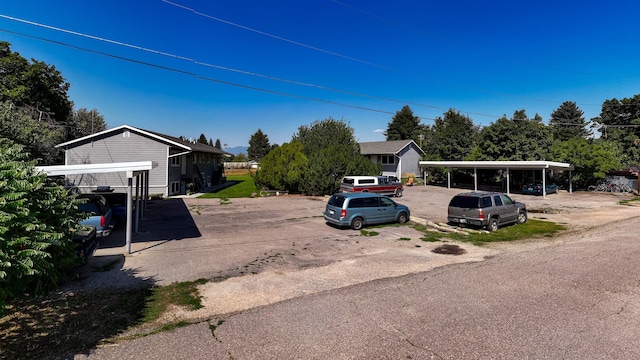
171,156 -> 181,167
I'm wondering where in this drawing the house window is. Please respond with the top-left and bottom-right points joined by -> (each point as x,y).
170,156 -> 181,167
170,181 -> 181,195
381,155 -> 395,165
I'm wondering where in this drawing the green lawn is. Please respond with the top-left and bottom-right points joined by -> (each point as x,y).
198,174 -> 259,198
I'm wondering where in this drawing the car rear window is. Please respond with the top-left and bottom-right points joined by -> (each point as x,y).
78,202 -> 100,215
449,196 -> 480,208
327,194 -> 346,207
342,178 -> 355,185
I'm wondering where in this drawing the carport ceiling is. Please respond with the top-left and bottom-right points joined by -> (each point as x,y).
419,161 -> 573,171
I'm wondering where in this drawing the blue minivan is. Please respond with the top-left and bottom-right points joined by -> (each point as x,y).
324,192 -> 410,230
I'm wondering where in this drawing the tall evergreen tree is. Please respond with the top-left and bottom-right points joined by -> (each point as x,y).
197,133 -> 208,144
549,101 -> 591,141
248,129 -> 271,161
214,138 -> 222,149
385,105 -> 423,144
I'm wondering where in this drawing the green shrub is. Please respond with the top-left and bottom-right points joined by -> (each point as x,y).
0,138 -> 83,315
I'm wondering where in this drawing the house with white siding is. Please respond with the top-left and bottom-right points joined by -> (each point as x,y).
56,124 -> 230,196
359,140 -> 425,180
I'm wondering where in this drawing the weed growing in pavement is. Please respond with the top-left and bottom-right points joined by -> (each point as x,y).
143,278 -> 208,322
619,196 -> 640,205
360,229 -> 379,236
398,237 -> 411,241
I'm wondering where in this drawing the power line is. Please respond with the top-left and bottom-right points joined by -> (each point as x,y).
159,1 -> 586,106
0,13 -> 498,118
0,27 -> 436,122
331,0 -> 616,79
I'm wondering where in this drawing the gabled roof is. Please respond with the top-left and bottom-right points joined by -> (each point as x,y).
56,124 -> 231,156
359,140 -> 425,155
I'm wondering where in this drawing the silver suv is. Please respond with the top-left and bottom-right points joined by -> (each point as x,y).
447,192 -> 527,231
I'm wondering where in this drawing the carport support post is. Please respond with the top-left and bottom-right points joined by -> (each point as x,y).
506,167 -> 510,194
542,168 -> 547,198
126,175 -> 133,254
473,167 -> 478,191
135,175 -> 140,233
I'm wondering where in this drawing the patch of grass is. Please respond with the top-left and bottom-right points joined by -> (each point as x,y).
143,278 -> 208,322
360,229 -> 379,236
619,195 -> 640,205
198,175 -> 258,198
398,237 -> 411,241
422,219 -> 566,246
0,278 -> 212,359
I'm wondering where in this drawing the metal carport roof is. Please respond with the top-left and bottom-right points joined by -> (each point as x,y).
418,160 -> 574,197
36,161 -> 155,254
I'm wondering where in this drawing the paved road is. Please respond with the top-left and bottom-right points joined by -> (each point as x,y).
75,186 -> 640,359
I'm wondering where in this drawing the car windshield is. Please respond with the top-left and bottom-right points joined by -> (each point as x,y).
449,196 -> 480,208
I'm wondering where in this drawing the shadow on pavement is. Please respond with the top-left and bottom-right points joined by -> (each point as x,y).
98,198 -> 202,250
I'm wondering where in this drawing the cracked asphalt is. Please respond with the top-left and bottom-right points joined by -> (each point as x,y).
74,186 -> 640,359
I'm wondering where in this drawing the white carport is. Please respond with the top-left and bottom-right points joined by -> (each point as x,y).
419,161 -> 574,198
36,161 -> 154,254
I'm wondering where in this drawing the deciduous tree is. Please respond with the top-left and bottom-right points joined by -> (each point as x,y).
423,109 -> 478,160
550,138 -> 622,189
0,101 -> 63,164
65,108 -> 107,141
294,118 -> 379,195
592,94 -> 640,166
0,138 -> 83,314
0,41 -> 73,123
476,110 -> 552,161
254,141 -> 308,192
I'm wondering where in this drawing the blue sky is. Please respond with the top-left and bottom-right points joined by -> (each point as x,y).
0,1 -> 638,148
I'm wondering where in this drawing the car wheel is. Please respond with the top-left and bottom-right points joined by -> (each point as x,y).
486,218 -> 499,232
351,217 -> 364,230
397,212 -> 408,224
395,188 -> 403,197
517,210 -> 527,224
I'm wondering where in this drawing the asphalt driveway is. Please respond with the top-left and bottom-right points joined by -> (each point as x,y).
73,185 -> 640,359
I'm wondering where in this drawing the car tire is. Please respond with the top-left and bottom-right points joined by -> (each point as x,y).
395,188 -> 403,197
486,218 -> 499,232
517,210 -> 527,224
351,217 -> 364,230
397,212 -> 408,224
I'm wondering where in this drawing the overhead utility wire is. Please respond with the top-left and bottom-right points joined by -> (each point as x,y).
0,13 -> 496,118
161,0 -> 572,106
331,0 -> 613,79
0,28 -> 429,121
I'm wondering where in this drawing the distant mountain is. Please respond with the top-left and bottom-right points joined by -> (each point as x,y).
225,146 -> 248,155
